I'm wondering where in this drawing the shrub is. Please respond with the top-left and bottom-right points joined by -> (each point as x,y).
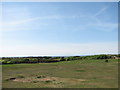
37,75 -> 46,78
45,80 -> 53,83
31,81 -> 39,83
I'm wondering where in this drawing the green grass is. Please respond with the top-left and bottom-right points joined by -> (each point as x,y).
2,59 -> 118,88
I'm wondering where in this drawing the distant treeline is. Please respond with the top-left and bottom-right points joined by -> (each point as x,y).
0,54 -> 119,64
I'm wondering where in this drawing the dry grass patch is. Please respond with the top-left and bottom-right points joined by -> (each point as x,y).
8,75 -> 87,85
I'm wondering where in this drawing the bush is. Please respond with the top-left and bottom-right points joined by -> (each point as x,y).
45,80 -> 53,83
1,60 -> 7,64
37,75 -> 46,78
7,61 -> 12,64
31,81 -> 39,83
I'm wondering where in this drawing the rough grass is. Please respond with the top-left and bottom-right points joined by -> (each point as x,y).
2,59 -> 118,88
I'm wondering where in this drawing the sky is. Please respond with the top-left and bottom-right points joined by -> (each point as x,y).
0,2 -> 118,57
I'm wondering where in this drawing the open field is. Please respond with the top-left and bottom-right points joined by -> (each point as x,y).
2,59 -> 118,88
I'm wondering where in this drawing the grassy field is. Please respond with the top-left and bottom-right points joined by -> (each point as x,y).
2,59 -> 118,88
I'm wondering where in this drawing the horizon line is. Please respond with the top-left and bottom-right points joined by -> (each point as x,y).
0,53 -> 118,57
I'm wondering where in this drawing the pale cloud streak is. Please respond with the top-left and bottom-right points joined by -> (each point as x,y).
1,15 -> 67,31
94,7 -> 108,17
3,15 -> 70,26
1,14 -> 117,32
1,5 -> 117,32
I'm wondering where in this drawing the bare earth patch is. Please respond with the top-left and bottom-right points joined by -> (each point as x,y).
9,76 -> 87,84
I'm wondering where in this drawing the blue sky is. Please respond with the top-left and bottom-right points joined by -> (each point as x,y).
1,2 -> 118,56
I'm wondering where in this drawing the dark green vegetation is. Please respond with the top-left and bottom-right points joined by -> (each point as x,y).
1,54 -> 119,64
2,59 -> 118,88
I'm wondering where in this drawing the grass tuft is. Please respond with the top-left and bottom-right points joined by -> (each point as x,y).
17,74 -> 25,78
